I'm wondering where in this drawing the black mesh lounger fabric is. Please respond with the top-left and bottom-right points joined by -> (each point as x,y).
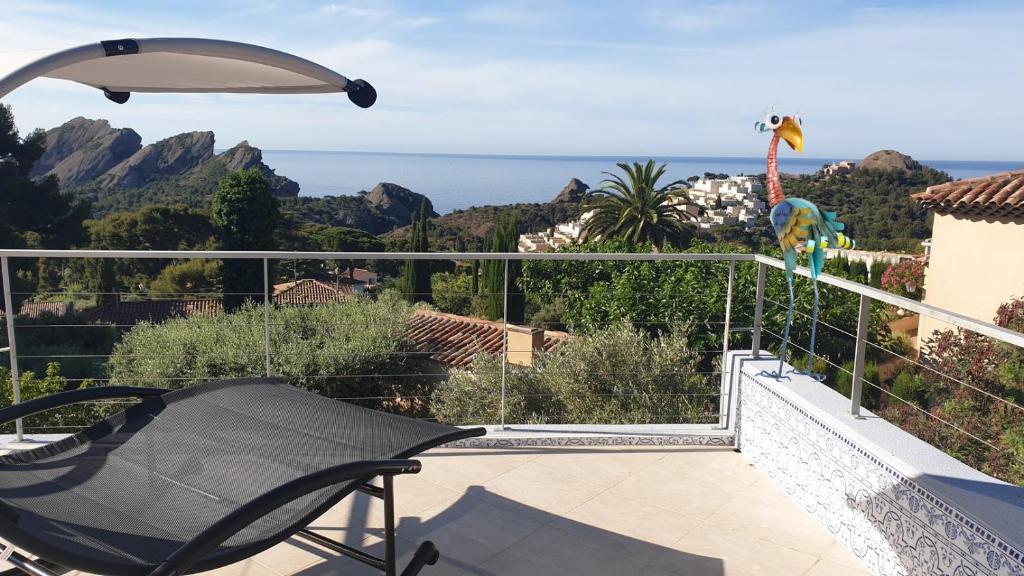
0,378 -> 483,576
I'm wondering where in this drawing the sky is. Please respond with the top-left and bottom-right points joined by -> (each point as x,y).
1,0 -> 1022,160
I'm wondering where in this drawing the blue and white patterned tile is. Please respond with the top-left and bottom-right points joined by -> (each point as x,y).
737,372 -> 1024,576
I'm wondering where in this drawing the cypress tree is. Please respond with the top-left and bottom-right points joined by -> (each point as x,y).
398,200 -> 432,303
481,215 -> 523,322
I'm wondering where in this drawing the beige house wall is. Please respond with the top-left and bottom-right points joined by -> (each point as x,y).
919,213 -> 1024,346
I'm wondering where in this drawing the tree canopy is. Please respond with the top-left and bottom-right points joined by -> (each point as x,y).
211,169 -> 279,310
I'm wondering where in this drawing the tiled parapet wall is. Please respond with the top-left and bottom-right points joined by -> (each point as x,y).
730,352 -> 1024,576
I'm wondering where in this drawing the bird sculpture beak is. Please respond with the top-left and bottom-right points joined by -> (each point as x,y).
776,116 -> 803,153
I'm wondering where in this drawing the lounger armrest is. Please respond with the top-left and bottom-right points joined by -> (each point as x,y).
0,386 -> 168,426
149,459 -> 422,576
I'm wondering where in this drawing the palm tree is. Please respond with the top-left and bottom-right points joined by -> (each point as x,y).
579,160 -> 695,250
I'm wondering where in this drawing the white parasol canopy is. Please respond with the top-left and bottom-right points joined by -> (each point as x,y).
0,38 -> 376,107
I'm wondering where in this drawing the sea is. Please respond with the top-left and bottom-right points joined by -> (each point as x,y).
259,150 -> 1023,216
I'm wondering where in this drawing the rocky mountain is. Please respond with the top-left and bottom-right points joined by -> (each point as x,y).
96,131 -> 216,188
280,182 -> 437,235
33,118 -> 300,214
385,179 -> 586,249
553,178 -> 589,203
365,182 -> 438,221
858,150 -> 923,174
30,117 -> 142,187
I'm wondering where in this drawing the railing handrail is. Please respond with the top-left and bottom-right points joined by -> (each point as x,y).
754,254 -> 1024,349
0,249 -> 754,261
0,248 -> 1020,349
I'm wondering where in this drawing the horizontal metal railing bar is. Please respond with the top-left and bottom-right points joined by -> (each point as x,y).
0,249 -> 756,262
755,254 -> 1024,349
863,338 -> 1024,415
6,248 -> 1021,367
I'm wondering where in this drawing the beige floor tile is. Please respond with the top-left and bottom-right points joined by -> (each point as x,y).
194,558 -> 279,576
417,447 -> 541,492
479,525 -> 685,576
288,534 -> 464,576
605,465 -> 735,520
804,559 -> 871,576
527,446 -> 670,487
704,481 -> 834,556
820,542 -> 869,572
395,489 -> 546,568
552,490 -> 703,560
483,461 -> 607,516
657,448 -> 763,492
664,523 -> 818,576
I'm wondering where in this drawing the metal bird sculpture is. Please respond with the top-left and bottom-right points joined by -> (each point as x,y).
756,112 -> 854,379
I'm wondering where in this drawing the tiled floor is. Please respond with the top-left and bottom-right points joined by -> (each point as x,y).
188,445 -> 870,576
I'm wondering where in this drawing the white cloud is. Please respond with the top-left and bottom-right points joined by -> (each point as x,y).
2,2 -> 1022,160
317,3 -> 385,18
646,4 -> 752,33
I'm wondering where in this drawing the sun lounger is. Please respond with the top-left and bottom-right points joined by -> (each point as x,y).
0,378 -> 484,576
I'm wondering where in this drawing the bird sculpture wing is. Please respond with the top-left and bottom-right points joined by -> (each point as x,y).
771,198 -> 855,279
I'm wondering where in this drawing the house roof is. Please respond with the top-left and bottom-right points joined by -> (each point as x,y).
405,309 -> 569,369
85,279 -> 356,325
0,300 -> 76,321
82,298 -> 222,326
273,279 -> 357,306
19,301 -> 75,319
912,170 -> 1024,217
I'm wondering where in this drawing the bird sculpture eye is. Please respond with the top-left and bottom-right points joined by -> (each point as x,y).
765,114 -> 782,129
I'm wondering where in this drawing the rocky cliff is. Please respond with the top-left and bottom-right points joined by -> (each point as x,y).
365,182 -> 438,221
552,178 -> 589,203
30,117 -> 142,187
859,150 -> 922,174
96,131 -> 216,188
34,118 -> 300,209
280,182 -> 438,234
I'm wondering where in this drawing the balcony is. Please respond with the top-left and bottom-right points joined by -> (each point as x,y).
0,249 -> 1022,576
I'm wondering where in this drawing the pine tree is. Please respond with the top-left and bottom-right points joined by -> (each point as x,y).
210,169 -> 279,312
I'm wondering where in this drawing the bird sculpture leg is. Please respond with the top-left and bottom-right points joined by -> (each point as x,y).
798,278 -> 826,381
763,273 -> 795,380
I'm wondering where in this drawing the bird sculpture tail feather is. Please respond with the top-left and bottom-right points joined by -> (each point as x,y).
803,209 -> 854,279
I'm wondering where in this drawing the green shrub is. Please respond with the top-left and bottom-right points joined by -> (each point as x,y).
890,369 -> 929,407
109,294 -> 430,410
834,360 -> 881,410
431,272 -> 474,316
0,363 -> 99,433
431,322 -> 716,425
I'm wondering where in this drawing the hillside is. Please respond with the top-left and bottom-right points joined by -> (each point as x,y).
34,118 -> 437,235
281,183 -> 437,235
778,150 -> 951,251
387,179 -> 586,249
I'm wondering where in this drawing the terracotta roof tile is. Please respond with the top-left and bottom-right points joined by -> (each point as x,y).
406,309 -> 569,369
83,299 -> 222,326
273,279 -> 357,305
17,301 -> 74,319
84,279 -> 358,326
912,170 -> 1024,217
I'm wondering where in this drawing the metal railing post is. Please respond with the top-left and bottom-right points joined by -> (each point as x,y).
719,261 -> 735,428
752,262 -> 766,358
1,257 -> 23,441
850,294 -> 871,417
263,258 -> 272,377
499,258 -> 509,429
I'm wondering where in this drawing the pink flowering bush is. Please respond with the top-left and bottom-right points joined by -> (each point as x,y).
881,259 -> 926,299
